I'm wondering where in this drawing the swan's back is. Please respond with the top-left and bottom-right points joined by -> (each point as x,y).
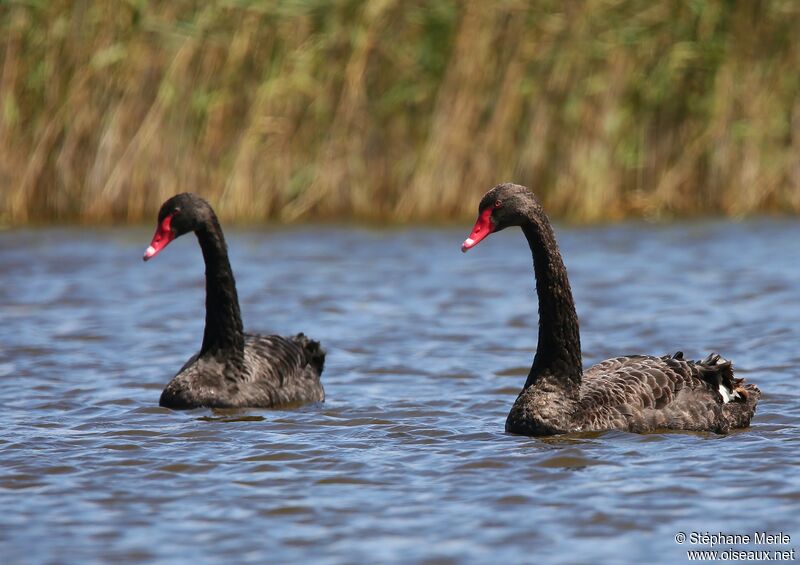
577,352 -> 760,433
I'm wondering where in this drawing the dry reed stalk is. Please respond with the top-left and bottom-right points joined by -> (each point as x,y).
1,1 -> 799,225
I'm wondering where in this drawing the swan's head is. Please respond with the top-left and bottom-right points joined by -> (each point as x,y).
461,183 -> 535,252
143,193 -> 212,261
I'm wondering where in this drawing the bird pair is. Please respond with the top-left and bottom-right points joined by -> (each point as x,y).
144,185 -> 760,436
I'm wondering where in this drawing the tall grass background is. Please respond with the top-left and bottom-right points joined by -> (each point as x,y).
1,0 -> 799,225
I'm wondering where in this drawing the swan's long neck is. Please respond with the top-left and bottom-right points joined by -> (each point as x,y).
195,217 -> 245,358
521,213 -> 582,391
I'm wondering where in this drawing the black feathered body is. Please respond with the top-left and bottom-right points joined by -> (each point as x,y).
506,352 -> 761,436
160,333 -> 325,409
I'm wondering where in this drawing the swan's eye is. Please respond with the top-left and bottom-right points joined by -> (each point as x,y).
494,200 -> 503,209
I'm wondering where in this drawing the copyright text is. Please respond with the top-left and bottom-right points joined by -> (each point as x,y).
674,532 -> 795,561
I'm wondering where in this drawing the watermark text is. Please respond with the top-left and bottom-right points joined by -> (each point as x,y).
675,531 -> 795,561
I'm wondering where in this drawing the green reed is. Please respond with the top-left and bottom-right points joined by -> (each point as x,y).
1,0 -> 798,225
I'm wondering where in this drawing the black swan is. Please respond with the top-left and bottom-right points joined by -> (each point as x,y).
143,193 -> 325,409
461,183 -> 760,435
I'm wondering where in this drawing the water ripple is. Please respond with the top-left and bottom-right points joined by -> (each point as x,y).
1,222 -> 798,563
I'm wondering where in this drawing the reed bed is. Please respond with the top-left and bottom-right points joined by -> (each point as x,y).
1,0 -> 798,225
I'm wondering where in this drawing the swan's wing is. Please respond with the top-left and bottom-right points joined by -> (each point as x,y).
241,333 -> 325,405
579,353 -> 755,432
582,354 -> 686,410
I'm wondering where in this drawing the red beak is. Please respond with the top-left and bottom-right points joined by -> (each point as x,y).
461,208 -> 494,252
143,215 -> 175,261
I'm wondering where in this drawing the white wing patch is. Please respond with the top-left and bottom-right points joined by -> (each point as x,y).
718,384 -> 740,404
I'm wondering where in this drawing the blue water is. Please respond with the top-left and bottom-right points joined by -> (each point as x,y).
1,221 -> 798,563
